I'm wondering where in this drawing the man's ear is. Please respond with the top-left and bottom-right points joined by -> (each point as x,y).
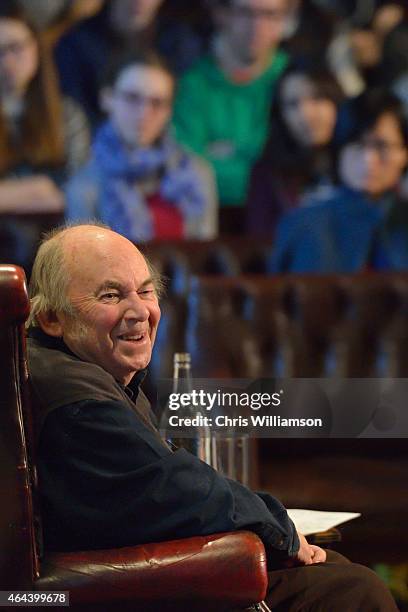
36,310 -> 64,338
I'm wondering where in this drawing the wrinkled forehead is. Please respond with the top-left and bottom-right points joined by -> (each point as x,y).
64,237 -> 150,295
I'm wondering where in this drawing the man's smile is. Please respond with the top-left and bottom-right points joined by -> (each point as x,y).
117,331 -> 148,342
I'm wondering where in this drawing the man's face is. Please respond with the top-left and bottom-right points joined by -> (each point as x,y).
219,0 -> 288,64
339,112 -> 408,198
104,64 -> 173,148
56,229 -> 161,385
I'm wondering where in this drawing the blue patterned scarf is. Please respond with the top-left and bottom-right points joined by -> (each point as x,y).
93,121 -> 206,241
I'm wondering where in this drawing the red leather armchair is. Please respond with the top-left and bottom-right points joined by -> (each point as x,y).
0,265 -> 268,611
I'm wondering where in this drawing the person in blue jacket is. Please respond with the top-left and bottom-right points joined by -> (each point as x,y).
269,90 -> 408,273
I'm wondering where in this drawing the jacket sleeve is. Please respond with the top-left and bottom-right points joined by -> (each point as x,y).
38,399 -> 299,562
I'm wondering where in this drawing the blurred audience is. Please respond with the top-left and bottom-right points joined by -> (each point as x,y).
379,6 -> 408,119
65,51 -> 217,241
0,1 -> 89,215
55,0 -> 208,126
17,1 -> 105,49
269,90 -> 408,272
328,1 -> 407,97
246,64 -> 344,236
373,2 -> 406,39
281,0 -> 337,67
1,0 -> 408,273
173,0 -> 290,233
17,0 -> 68,31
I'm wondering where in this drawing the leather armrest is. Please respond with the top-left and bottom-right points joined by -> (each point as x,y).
36,531 -> 267,608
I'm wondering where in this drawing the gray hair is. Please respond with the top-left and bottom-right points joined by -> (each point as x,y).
26,222 -> 165,329
27,225 -> 74,328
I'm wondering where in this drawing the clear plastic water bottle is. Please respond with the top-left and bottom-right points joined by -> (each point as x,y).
160,353 -> 212,463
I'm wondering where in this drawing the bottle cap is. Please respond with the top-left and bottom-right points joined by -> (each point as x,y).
174,352 -> 191,364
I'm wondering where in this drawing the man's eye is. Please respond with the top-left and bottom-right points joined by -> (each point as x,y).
100,292 -> 120,301
139,289 -> 155,296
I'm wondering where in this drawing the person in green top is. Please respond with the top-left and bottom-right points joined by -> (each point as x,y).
172,0 -> 290,228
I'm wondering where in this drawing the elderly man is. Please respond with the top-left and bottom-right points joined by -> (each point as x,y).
27,224 -> 397,611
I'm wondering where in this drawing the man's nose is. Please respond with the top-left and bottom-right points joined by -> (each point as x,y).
123,294 -> 150,321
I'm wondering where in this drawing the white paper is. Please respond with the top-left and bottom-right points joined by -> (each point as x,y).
287,509 -> 361,536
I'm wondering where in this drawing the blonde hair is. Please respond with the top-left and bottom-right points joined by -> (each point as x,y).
27,222 -> 165,329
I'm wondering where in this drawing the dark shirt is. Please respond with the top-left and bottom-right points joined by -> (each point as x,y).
28,329 -> 299,564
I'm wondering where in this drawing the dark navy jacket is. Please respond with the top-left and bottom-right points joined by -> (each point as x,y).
27,329 -> 299,566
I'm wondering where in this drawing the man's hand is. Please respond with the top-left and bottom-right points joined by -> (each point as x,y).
286,533 -> 327,567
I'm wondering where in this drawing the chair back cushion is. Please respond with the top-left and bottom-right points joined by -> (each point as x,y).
0,265 -> 38,588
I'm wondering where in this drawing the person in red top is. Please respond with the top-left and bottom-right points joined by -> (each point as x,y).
65,50 -> 218,241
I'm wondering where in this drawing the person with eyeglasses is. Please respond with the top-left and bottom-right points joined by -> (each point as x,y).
65,51 -> 218,241
268,90 -> 408,273
173,0 -> 290,234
